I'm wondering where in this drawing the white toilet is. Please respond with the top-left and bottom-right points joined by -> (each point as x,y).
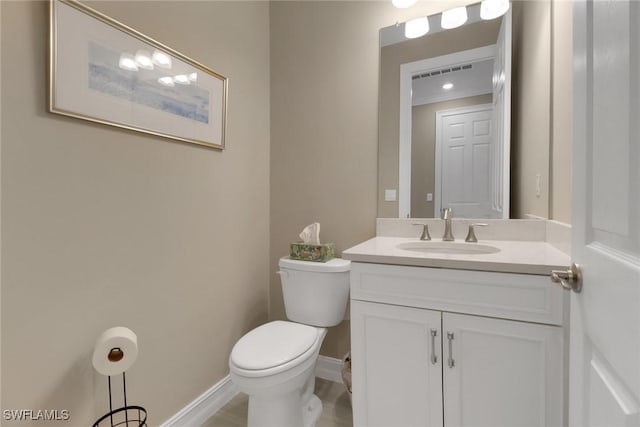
229,256 -> 351,427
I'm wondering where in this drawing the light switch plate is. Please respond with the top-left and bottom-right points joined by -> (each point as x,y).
384,189 -> 397,202
426,193 -> 433,202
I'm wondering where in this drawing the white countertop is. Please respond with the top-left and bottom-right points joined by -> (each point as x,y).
342,236 -> 571,275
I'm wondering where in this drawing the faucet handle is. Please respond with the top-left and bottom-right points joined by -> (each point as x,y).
412,223 -> 431,241
441,208 -> 453,220
465,223 -> 488,243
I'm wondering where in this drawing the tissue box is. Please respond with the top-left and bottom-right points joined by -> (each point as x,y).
290,242 -> 335,262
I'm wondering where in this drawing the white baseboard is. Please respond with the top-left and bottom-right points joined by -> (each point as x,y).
315,355 -> 344,384
160,356 -> 344,426
159,375 -> 238,427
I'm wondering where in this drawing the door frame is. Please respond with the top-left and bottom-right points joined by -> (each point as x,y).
434,103 -> 493,218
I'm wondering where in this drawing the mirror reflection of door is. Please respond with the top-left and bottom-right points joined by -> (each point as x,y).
405,41 -> 508,220
394,7 -> 511,219
380,3 -> 518,219
435,104 -> 493,218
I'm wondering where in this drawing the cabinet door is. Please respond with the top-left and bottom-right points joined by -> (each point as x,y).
442,313 -> 563,427
351,300 -> 443,427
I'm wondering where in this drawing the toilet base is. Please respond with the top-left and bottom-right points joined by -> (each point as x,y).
247,391 -> 323,427
302,394 -> 322,427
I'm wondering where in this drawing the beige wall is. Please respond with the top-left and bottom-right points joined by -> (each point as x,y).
550,0 -> 573,223
1,1 -> 270,425
511,0 -> 572,222
411,94 -> 492,218
378,19 -> 501,218
511,0 -> 552,219
270,1 -> 378,358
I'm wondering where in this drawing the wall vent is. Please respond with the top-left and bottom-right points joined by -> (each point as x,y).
412,63 -> 473,80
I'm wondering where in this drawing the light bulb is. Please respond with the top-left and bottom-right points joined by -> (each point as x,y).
158,76 -> 175,87
480,0 -> 510,20
405,17 -> 429,39
152,50 -> 172,69
134,50 -> 154,70
173,74 -> 190,85
441,6 -> 468,29
118,53 -> 138,71
392,0 -> 417,8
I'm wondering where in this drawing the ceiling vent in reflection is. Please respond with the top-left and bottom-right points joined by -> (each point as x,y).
412,63 -> 473,80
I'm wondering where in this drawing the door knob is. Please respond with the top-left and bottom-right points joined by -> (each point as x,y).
550,263 -> 582,293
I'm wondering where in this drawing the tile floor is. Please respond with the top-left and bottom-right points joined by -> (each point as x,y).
201,378 -> 353,427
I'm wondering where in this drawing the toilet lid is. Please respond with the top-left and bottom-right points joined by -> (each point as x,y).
231,321 -> 319,370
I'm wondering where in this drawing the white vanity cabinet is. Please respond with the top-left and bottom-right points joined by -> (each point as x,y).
350,262 -> 565,427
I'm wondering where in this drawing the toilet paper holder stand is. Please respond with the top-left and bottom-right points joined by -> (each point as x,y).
92,369 -> 147,427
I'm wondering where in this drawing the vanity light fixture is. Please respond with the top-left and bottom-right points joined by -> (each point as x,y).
480,0 -> 510,20
118,53 -> 138,71
134,49 -> 154,70
392,0 -> 417,8
442,83 -> 454,90
441,6 -> 468,29
405,16 -> 429,39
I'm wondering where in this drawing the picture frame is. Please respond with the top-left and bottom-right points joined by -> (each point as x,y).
49,0 -> 228,149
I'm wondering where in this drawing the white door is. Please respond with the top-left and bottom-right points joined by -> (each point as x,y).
436,105 -> 493,218
570,1 -> 640,426
350,300 -> 443,427
442,313 -> 563,427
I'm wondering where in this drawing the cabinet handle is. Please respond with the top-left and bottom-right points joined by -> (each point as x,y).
447,332 -> 455,368
430,329 -> 438,365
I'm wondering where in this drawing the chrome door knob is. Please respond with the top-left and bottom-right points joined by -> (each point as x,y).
550,263 -> 583,293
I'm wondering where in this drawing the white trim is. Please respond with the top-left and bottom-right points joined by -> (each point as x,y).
315,355 -> 344,384
434,103 -> 493,217
159,375 -> 238,427
399,45 -> 496,219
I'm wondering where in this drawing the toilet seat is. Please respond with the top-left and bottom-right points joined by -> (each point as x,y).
230,321 -> 324,378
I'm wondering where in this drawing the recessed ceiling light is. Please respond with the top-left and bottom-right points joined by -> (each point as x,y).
442,83 -> 454,90
441,6 -> 468,29
405,17 -> 429,39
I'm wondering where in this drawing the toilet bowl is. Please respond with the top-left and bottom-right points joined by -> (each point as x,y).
229,257 -> 350,427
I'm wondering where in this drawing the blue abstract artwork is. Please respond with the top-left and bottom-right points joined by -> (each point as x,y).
88,42 -> 210,124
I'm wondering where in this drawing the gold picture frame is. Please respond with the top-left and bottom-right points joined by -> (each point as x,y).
49,0 -> 228,149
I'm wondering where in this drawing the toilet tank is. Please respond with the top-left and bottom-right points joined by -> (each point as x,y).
278,257 -> 351,327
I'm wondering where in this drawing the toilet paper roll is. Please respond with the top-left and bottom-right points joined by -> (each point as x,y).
92,327 -> 138,376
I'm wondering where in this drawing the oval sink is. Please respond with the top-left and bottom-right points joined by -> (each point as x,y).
396,241 -> 501,255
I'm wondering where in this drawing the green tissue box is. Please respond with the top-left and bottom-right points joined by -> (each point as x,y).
290,242 -> 335,262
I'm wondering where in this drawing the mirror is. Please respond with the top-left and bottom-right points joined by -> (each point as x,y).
377,1 -> 551,220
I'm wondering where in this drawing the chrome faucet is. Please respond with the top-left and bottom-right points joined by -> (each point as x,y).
412,223 -> 431,241
441,208 -> 454,241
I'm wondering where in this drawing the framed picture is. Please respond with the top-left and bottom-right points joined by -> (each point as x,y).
49,0 -> 227,149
